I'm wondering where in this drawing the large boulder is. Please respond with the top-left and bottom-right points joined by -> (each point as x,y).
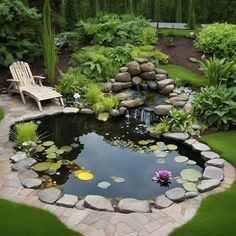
135,58 -> 148,64
132,76 -> 142,86
197,179 -> 220,192
12,158 -> 37,172
148,81 -> 158,90
84,195 -> 114,211
140,62 -> 155,72
126,61 -> 141,76
156,74 -> 167,81
183,103 -> 194,115
79,108 -> 94,115
156,68 -> 168,75
160,84 -> 175,95
117,198 -> 150,213
205,159 -> 225,168
163,132 -> 189,141
119,66 -> 128,73
21,178 -> 42,189
101,82 -> 112,93
154,195 -> 173,209
192,142 -> 211,152
157,79 -> 175,90
203,166 -> 224,181
140,71 -> 156,80
154,105 -> 174,115
165,188 -> 186,202
56,194 -> 78,208
115,72 -> 131,82
38,188 -> 63,204
201,151 -> 220,161
120,99 -> 144,108
112,82 -> 132,92
115,91 -> 133,101
10,152 -> 27,163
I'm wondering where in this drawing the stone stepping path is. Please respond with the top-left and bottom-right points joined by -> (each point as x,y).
0,94 -> 235,236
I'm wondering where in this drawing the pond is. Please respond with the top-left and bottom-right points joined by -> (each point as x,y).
35,94 -> 204,200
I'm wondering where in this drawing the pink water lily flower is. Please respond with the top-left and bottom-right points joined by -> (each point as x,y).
152,170 -> 172,183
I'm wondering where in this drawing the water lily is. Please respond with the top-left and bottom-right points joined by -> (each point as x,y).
152,170 -> 172,183
74,93 -> 80,99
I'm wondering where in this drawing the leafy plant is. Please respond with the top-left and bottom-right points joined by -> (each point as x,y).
85,84 -> 102,106
193,86 -> 236,130
194,23 -> 236,58
149,117 -> 170,133
93,96 -> 119,113
164,37 -> 174,47
198,56 -> 236,87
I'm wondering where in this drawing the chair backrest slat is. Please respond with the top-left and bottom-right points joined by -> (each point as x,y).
9,61 -> 36,87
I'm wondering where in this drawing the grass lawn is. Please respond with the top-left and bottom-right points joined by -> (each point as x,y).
158,64 -> 206,87
159,28 -> 202,37
0,107 -> 4,121
171,130 -> 236,236
0,199 -> 82,236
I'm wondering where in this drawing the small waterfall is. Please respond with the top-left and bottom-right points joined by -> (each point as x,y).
125,110 -> 130,125
140,109 -> 153,127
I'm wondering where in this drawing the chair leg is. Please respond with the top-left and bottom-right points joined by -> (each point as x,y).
19,90 -> 26,104
37,101 -> 43,112
59,97 -> 65,107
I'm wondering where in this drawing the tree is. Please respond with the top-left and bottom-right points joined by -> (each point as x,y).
154,0 -> 161,22
176,0 -> 183,23
64,0 -> 77,30
188,0 -> 196,29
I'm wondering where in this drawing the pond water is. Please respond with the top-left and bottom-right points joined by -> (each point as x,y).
36,92 -> 204,199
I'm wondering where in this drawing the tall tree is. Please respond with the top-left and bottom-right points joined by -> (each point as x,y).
187,0 -> 196,29
176,0 -> 183,23
64,0 -> 77,30
154,0 -> 162,22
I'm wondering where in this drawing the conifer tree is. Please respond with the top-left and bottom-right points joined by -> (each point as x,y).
176,0 -> 183,23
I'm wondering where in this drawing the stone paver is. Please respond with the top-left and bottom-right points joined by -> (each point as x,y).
0,94 -> 235,236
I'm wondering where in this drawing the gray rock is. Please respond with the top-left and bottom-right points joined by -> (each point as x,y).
156,69 -> 168,75
173,89 -> 181,94
80,108 -> 94,115
184,139 -> 198,146
117,198 -> 150,213
75,199 -> 85,210
140,62 -> 155,72
172,101 -> 186,108
84,195 -> 114,211
192,142 -> 211,152
119,66 -> 128,73
165,187 -> 186,202
112,82 -> 132,92
203,166 -> 224,181
154,105 -> 174,115
10,152 -> 27,163
163,132 -> 189,141
197,179 -> 221,192
63,107 -> 79,114
157,79 -> 175,90
160,84 -> 175,95
12,158 -> 37,172
110,109 -> 120,117
185,192 -> 199,199
21,178 -> 42,189
101,82 -> 112,93
119,107 -> 127,115
18,170 -> 39,179
191,124 -> 201,130
148,81 -> 158,90
38,188 -> 63,204
56,194 -> 78,208
205,159 -> 225,168
115,72 -> 131,82
136,58 -> 149,64
148,130 -> 162,139
154,195 -> 173,209
169,93 -> 177,97
132,76 -> 142,86
171,127 -> 182,133
120,99 -> 144,108
155,74 -> 167,81
126,61 -> 141,76
115,91 -> 133,101
140,71 -> 156,80
169,94 -> 189,103
183,103 -> 194,115
201,151 -> 220,161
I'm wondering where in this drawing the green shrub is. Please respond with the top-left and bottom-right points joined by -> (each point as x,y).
93,96 -> 119,113
192,86 -> 236,130
85,84 -> 102,106
194,23 -> 236,58
150,117 -> 170,133
15,122 -> 39,145
198,56 -> 236,87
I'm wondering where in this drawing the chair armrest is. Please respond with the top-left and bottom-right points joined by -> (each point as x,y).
7,79 -> 20,83
33,76 -> 46,80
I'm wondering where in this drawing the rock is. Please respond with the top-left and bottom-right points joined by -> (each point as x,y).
10,152 -> 27,163
63,107 -> 79,114
155,74 -> 167,81
84,195 -> 114,211
119,107 -> 127,115
154,105 -> 174,115
56,194 -> 78,208
132,76 -> 142,86
169,93 -> 177,97
120,66 -> 128,73
135,58 -> 148,64
191,124 -> 201,130
183,103 -> 194,115
126,61 -> 141,76
148,130 -> 162,139
120,99 -> 144,108
171,127 -> 182,133
140,62 -> 155,72
110,109 -> 120,117
38,188 -> 63,204
18,170 -> 39,179
115,72 -> 131,82
165,187 -> 186,202
156,68 -> 168,75
110,79 -> 115,83
157,79 -> 175,90
12,158 -> 37,172
160,84 -> 175,95
21,178 -> 42,189
154,195 -> 173,209
201,151 -> 220,161
192,142 -> 211,152
185,192 -> 199,199
75,199 -> 85,210
169,95 -> 189,103
148,81 -> 158,90
140,71 -> 156,80
173,89 -> 181,94
205,159 -> 225,168
117,198 -> 150,213
184,139 -> 198,146
80,108 -> 94,115
101,82 -> 112,93
112,82 -> 132,92
98,112 -> 109,122
172,101 -> 186,108
115,91 -> 133,101
197,179 -> 221,192
203,166 -> 224,181
163,132 -> 189,141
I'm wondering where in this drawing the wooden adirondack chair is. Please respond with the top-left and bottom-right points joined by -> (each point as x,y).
8,61 -> 64,112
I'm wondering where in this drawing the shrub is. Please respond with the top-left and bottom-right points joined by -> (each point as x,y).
85,84 -> 102,106
150,117 -> 170,133
192,86 -> 236,130
194,23 -> 236,58
198,56 -> 236,87
15,122 -> 39,146
93,96 -> 119,113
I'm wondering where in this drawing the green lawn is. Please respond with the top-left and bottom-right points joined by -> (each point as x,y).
158,64 -> 206,86
0,199 -> 82,236
171,130 -> 236,236
0,107 -> 4,121
159,28 -> 202,37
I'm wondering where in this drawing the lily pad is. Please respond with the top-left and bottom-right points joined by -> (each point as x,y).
49,163 -> 61,171
186,160 -> 197,165
45,145 -> 58,154
174,156 -> 189,163
156,158 -> 166,164
77,171 -> 94,181
46,153 -> 57,159
156,141 -> 165,146
36,145 -> 45,152
137,149 -> 145,154
42,141 -> 54,147
180,168 -> 202,182
149,145 -> 159,151
154,150 -> 168,158
176,178 -> 188,184
56,149 -> 64,155
33,162 -> 51,172
147,139 -> 155,144
61,145 -> 73,153
114,177 -> 126,183
97,181 -> 111,189
138,140 -> 149,146
159,145 -> 168,151
167,144 -> 178,151
57,160 -> 71,165
183,182 -> 198,192
71,143 -> 79,148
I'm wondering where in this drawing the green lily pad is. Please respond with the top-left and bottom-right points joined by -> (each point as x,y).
156,158 -> 166,164
159,145 -> 168,151
36,145 -> 45,152
180,169 -> 202,182
61,145 -> 73,153
149,145 -> 159,151
154,150 -> 168,158
97,181 -> 111,189
114,177 -> 126,183
46,153 -> 57,159
33,162 -> 51,172
176,178 -> 188,184
147,139 -> 155,144
42,141 -> 54,147
71,143 -> 79,148
57,160 -> 71,165
137,149 -> 145,154
138,140 -> 149,146
56,149 -> 64,155
45,145 -> 58,154
156,141 -> 165,146
167,144 -> 178,151
174,156 -> 189,163
183,182 -> 198,192
186,160 -> 197,165
49,163 -> 61,171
